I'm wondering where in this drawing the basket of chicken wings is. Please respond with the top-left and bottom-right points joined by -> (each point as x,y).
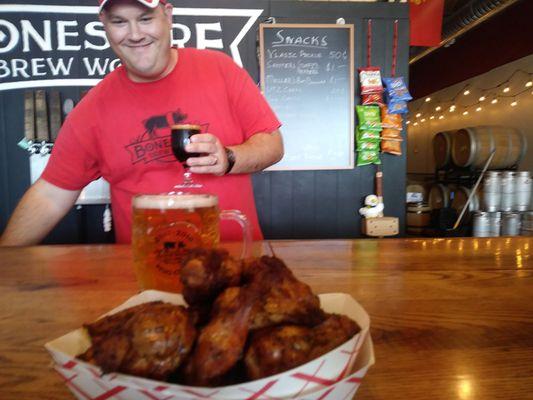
45,249 -> 374,400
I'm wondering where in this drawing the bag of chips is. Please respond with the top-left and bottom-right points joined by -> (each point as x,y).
356,126 -> 380,141
362,92 -> 385,106
357,150 -> 381,166
380,106 -> 403,129
359,67 -> 384,95
383,76 -> 412,102
357,140 -> 380,152
381,128 -> 402,140
356,105 -> 382,131
381,138 -> 403,156
387,99 -> 409,114
383,88 -> 409,114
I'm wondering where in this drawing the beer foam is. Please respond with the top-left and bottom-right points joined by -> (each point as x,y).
133,194 -> 218,209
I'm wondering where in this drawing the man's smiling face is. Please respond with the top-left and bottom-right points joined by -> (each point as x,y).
100,0 -> 174,82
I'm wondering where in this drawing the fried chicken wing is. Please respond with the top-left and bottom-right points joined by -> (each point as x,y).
180,248 -> 243,308
245,256 -> 325,329
310,314 -> 360,359
182,286 -> 257,385
180,251 -> 324,330
80,301 -> 197,381
244,314 -> 360,380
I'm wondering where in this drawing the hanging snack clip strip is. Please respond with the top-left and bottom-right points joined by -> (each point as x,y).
356,19 -> 383,166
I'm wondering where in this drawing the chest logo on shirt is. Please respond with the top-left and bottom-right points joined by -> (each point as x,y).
124,109 -> 186,164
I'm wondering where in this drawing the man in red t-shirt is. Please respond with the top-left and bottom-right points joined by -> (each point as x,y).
0,0 -> 283,246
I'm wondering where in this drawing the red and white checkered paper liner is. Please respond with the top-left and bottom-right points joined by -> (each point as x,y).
45,291 -> 374,400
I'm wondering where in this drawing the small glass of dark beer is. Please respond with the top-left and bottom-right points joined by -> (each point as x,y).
171,124 -> 202,188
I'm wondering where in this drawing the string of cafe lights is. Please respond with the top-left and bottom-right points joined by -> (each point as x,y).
406,69 -> 533,126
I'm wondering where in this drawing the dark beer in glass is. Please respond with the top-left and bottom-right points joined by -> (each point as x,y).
171,124 -> 201,162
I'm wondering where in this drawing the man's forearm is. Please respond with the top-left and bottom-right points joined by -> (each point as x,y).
229,130 -> 284,174
0,179 -> 80,246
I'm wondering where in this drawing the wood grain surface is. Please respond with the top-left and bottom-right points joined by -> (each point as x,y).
0,238 -> 531,400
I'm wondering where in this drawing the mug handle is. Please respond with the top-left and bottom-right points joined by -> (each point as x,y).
220,210 -> 252,259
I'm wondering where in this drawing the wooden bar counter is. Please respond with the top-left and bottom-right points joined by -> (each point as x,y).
0,237 -> 531,399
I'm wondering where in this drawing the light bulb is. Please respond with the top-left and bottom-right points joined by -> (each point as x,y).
416,113 -> 422,118
413,122 -> 419,126
435,106 -> 442,111
503,86 -> 510,93
476,107 -> 482,112
463,111 -> 469,115
479,96 -> 486,102
439,115 -> 444,120
511,100 -> 518,107
430,115 -> 435,120
406,120 -> 411,125
421,118 -> 426,122
525,81 -> 532,88
491,98 -> 499,104
463,89 -> 470,96
425,97 -> 431,102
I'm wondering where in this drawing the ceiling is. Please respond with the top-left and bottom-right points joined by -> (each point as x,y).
409,0 -> 522,63
408,0 -> 533,99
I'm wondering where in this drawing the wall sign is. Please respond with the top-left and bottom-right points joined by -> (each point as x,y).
260,23 -> 355,170
0,4 -> 263,91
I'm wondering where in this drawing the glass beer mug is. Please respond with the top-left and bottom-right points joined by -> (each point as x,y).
131,192 -> 251,293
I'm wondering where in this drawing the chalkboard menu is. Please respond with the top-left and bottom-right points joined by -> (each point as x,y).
260,24 -> 355,170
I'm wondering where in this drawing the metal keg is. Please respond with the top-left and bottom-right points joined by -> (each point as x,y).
501,212 -> 521,236
482,171 -> 501,212
521,211 -> 533,236
488,212 -> 501,237
500,171 -> 516,211
515,171 -> 531,212
473,211 -> 490,237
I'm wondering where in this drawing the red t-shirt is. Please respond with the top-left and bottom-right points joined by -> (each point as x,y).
42,48 -> 280,243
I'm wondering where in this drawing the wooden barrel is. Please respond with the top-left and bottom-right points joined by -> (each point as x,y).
406,202 -> 432,235
451,126 -> 526,169
432,131 -> 454,169
428,184 -> 450,210
451,185 -> 480,223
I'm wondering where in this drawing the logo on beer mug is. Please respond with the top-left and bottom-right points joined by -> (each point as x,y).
153,221 -> 202,275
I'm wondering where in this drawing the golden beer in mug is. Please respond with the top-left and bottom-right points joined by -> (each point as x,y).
132,193 -> 250,292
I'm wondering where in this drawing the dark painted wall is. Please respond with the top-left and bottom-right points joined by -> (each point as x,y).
0,0 -> 409,243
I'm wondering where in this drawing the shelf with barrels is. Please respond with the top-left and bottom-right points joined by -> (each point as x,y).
407,125 -> 531,237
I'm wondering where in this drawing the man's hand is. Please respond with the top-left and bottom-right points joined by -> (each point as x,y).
185,133 -> 228,176
185,130 -> 283,176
